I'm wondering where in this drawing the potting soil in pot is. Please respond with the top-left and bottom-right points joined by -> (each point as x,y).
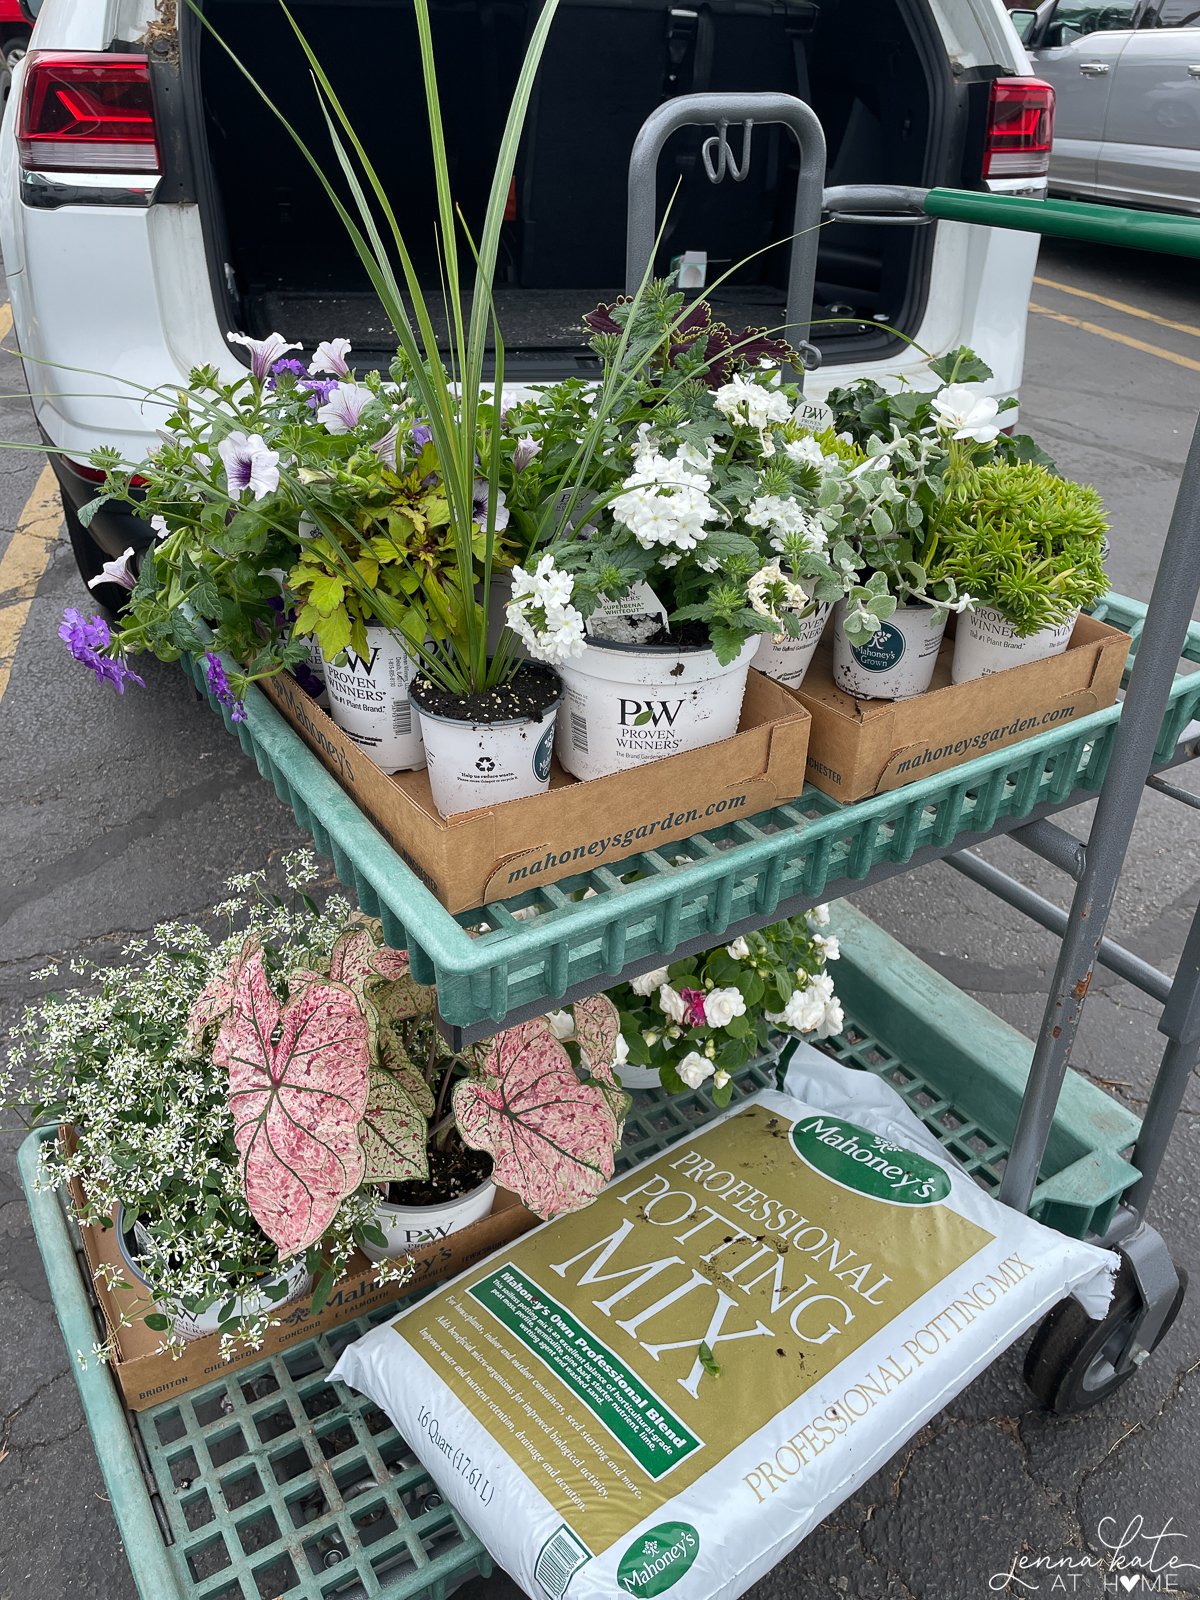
331,1047 -> 1115,1600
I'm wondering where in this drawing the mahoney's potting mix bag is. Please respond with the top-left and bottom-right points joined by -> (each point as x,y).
331,1047 -> 1116,1600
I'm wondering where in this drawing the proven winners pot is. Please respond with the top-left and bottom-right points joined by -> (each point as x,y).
321,624 -> 426,773
556,634 -> 758,781
951,606 -> 1080,685
752,600 -> 832,690
361,1177 -> 497,1265
409,663 -> 562,819
832,599 -> 948,701
115,1209 -> 311,1343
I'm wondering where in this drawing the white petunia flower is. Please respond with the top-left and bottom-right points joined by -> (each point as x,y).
217,432 -> 280,501
309,337 -> 353,378
677,1051 -> 715,1089
632,965 -> 670,997
704,986 -> 747,1029
929,382 -> 1001,445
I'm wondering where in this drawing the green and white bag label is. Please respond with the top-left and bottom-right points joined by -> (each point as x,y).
332,1055 -> 1116,1600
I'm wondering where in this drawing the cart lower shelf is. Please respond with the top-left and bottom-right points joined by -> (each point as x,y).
20,910 -> 1141,1600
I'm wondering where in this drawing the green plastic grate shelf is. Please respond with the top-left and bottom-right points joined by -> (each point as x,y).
20,911 -> 1141,1600
187,594 -> 1200,1039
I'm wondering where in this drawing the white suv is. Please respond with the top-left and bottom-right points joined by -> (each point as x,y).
0,0 -> 1050,592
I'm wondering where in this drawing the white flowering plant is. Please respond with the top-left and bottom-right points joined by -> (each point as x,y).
0,853 -> 395,1362
605,908 -> 842,1105
504,284 -> 870,665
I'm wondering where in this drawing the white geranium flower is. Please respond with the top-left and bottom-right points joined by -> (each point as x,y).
704,987 -> 747,1029
658,985 -> 688,1025
545,1009 -> 575,1042
677,1051 -> 715,1089
632,965 -> 670,997
929,382 -> 1001,445
726,936 -> 750,960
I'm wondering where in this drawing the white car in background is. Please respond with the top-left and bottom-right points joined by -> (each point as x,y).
0,0 -> 1051,597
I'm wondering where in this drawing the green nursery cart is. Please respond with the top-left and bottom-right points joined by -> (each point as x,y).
20,113 -> 1200,1599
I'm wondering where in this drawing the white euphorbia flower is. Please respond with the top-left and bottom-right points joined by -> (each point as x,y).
929,383 -> 1001,445
677,1051 -> 715,1089
658,985 -> 688,1025
705,987 -> 747,1028
632,965 -> 670,997
726,936 -> 750,960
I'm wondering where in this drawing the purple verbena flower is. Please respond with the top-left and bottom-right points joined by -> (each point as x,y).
300,377 -> 339,411
268,358 -> 308,389
204,650 -> 247,723
411,423 -> 434,453
228,331 -> 303,382
59,607 -> 145,695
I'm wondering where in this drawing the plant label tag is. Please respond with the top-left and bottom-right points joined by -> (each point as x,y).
792,398 -> 835,433
586,582 -> 669,639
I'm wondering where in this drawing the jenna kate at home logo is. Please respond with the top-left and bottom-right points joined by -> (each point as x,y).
990,1517 -> 1199,1593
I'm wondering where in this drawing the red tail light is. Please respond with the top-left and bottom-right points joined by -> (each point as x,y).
984,77 -> 1055,180
18,52 -> 159,175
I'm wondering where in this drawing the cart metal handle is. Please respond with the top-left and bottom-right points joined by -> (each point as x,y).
626,92 -> 827,352
823,183 -> 1200,259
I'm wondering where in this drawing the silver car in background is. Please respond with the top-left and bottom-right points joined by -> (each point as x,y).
1013,0 -> 1200,212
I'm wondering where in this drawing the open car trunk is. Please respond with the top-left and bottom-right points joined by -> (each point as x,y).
191,0 -> 960,377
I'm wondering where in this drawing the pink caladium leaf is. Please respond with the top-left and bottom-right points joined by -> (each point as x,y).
213,948 -> 371,1258
360,1026 -> 435,1184
328,922 -> 413,992
186,936 -> 259,1056
572,994 -> 620,1074
453,1020 -> 623,1219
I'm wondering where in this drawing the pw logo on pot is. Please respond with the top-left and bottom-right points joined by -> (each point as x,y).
620,699 -> 684,729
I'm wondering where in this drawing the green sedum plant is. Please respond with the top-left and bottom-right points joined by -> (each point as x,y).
938,461 -> 1109,635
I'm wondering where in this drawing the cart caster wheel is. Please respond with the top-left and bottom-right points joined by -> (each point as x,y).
1024,1258 -> 1187,1416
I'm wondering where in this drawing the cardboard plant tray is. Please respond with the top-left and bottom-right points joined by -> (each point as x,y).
792,613 -> 1132,804
261,667 -> 811,913
72,1176 -> 539,1411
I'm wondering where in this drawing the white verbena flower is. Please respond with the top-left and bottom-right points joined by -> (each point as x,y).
658,984 -> 688,1025
713,373 -> 792,434
929,382 -> 1001,445
784,433 -> 829,468
747,559 -> 811,631
505,554 -> 587,668
217,432 -> 280,501
704,987 -> 747,1029
744,494 -> 827,554
677,1051 -> 715,1089
726,936 -> 750,961
610,443 -> 715,554
632,965 -> 670,997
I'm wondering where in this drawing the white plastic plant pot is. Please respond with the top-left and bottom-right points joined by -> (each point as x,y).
362,1179 -> 496,1265
410,681 -> 562,819
752,600 -> 832,689
115,1211 -> 311,1343
951,606 -> 1080,685
832,599 -> 948,701
321,625 -> 426,774
555,634 -> 758,781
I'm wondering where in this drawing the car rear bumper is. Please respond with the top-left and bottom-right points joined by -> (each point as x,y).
47,446 -> 152,559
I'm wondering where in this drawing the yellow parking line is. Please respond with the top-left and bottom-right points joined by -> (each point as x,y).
0,463 -> 63,706
0,302 -> 11,344
1033,275 -> 1200,341
1028,302 -> 1200,374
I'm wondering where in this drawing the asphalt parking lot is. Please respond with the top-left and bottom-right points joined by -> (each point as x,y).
2,234 -> 1200,1600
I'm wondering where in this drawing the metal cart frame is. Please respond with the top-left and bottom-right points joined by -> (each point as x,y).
19,92 -> 1200,1597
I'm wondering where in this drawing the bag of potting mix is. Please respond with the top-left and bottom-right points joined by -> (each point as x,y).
331,1045 -> 1116,1600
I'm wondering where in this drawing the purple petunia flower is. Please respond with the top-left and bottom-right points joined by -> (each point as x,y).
203,650 -> 247,724
309,338 -> 353,379
316,383 -> 375,435
472,478 -> 510,532
228,331 -> 303,382
59,607 -> 145,695
217,431 -> 281,501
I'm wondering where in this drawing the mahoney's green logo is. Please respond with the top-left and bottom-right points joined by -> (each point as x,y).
617,1523 -> 700,1594
790,1114 -> 951,1205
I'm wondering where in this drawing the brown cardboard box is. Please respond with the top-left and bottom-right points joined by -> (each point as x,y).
793,614 -> 1131,803
260,668 -> 810,913
75,1182 -> 540,1410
